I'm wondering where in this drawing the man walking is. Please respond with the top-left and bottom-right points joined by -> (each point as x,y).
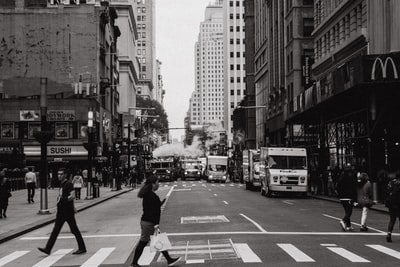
337,163 -> 358,231
38,168 -> 86,255
25,167 -> 37,203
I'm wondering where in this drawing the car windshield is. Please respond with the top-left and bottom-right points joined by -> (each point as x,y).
184,163 -> 199,169
209,164 -> 226,172
267,156 -> 307,170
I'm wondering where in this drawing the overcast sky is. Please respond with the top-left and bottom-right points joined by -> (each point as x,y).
155,0 -> 210,141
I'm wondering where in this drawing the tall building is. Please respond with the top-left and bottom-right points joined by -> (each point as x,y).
188,1 -> 224,127
223,0 -> 246,145
155,59 -> 165,105
0,0 -> 120,168
134,0 -> 156,100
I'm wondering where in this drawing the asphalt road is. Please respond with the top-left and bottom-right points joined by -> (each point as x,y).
1,180 -> 400,267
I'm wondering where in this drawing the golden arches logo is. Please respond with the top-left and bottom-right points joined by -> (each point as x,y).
371,56 -> 399,80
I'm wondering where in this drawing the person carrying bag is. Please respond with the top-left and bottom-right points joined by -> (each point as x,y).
150,228 -> 172,253
356,172 -> 373,231
131,175 -> 181,267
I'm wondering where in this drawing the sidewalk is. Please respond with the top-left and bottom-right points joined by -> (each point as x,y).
0,185 -> 134,244
311,194 -> 389,213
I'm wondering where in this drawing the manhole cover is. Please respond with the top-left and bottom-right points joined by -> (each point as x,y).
157,239 -> 239,262
181,215 -> 230,224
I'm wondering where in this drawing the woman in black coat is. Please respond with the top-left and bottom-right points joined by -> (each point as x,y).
131,175 -> 181,267
0,170 -> 11,218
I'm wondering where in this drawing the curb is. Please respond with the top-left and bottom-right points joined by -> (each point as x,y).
0,188 -> 134,244
311,195 -> 389,214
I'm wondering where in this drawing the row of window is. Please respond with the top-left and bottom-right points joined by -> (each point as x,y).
230,38 -> 245,44
230,64 -> 244,70
230,77 -> 246,83
137,7 -> 146,13
0,121 -> 89,140
229,13 -> 244,19
137,40 -> 146,47
230,51 -> 245,58
229,0 -> 243,7
230,90 -> 245,95
138,32 -> 146,39
137,24 -> 146,30
315,3 -> 364,61
137,15 -> 146,21
230,26 -> 244,32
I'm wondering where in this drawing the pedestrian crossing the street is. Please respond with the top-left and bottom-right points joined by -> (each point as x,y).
2,241 -> 400,266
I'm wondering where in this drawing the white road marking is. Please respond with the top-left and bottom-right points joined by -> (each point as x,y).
138,247 -> 156,266
0,251 -> 30,267
323,214 -> 385,233
233,243 -> 262,263
211,184 -> 216,187
81,247 -> 115,267
223,201 -> 229,205
366,245 -> 400,260
208,189 -> 211,191
277,244 -> 315,262
174,188 -> 192,191
327,247 -> 370,262
240,213 -> 268,233
186,259 -> 205,264
321,244 -> 337,247
213,193 -> 218,196
32,249 -> 73,267
221,184 -> 225,187
282,200 -> 294,205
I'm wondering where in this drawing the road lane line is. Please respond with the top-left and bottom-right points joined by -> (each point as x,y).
186,259 -> 205,264
321,244 -> 337,247
277,244 -> 315,262
282,200 -> 294,205
0,251 -> 30,267
223,201 -> 229,205
32,249 -> 73,267
174,188 -> 192,191
81,247 -> 115,267
240,213 -> 268,233
214,193 -> 218,196
323,214 -> 385,233
138,247 -> 156,266
233,243 -> 262,263
326,247 -> 370,262
221,184 -> 225,187
366,245 -> 400,259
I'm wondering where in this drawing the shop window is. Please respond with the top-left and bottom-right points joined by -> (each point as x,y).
55,122 -> 69,139
1,122 -> 15,139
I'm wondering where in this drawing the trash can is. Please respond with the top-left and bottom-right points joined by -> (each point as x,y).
93,182 -> 100,198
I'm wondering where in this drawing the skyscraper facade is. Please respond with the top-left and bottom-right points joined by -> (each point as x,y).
223,0 -> 246,145
188,1 -> 224,127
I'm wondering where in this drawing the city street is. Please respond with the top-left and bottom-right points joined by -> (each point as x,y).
1,181 -> 400,266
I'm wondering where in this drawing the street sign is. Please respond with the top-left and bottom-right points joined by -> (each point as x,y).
130,155 -> 137,167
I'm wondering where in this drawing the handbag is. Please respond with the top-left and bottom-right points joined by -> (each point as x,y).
149,230 -> 172,252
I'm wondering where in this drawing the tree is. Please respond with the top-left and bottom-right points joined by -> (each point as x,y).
136,96 -> 169,135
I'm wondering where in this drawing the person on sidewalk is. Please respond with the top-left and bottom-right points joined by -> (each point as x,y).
336,163 -> 358,231
385,171 -> 400,242
356,172 -> 373,231
131,175 -> 181,267
0,170 -> 11,219
25,167 -> 37,203
38,168 -> 86,255
72,171 -> 84,200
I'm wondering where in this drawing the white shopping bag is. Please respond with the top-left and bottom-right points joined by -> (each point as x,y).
149,230 -> 172,252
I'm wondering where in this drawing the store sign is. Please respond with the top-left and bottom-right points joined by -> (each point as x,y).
302,56 -> 314,87
20,110 -> 40,121
47,110 -> 75,121
24,145 -> 87,156
371,56 -> 399,81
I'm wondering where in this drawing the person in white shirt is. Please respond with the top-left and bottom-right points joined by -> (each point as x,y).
72,171 -> 84,200
25,167 -> 37,203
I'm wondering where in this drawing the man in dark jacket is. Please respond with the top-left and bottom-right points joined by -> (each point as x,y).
38,168 -> 86,255
336,163 -> 358,231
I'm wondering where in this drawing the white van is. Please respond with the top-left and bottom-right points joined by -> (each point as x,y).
206,155 -> 228,183
260,147 -> 308,197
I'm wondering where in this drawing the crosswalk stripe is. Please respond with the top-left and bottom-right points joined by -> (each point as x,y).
32,249 -> 73,267
0,251 -> 30,267
138,247 -> 156,266
327,247 -> 370,262
186,259 -> 205,264
366,245 -> 400,260
277,244 -> 315,262
81,247 -> 115,267
233,243 -> 262,263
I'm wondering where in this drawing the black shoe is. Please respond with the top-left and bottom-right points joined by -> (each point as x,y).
72,249 -> 87,255
38,247 -> 50,255
131,264 -> 142,267
168,257 -> 181,266
2,213 -> 6,218
31,199 -> 34,203
387,233 -> 392,243
0,214 -> 2,219
360,225 -> 368,232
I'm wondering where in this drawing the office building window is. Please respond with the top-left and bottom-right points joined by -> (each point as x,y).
303,0 -> 313,5
303,18 -> 314,37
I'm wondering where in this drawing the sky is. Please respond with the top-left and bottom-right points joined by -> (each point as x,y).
155,0 -> 210,141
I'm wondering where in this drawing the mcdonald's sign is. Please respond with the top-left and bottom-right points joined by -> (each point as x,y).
370,55 -> 399,81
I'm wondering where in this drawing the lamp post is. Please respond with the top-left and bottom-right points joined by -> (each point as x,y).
36,77 -> 53,214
